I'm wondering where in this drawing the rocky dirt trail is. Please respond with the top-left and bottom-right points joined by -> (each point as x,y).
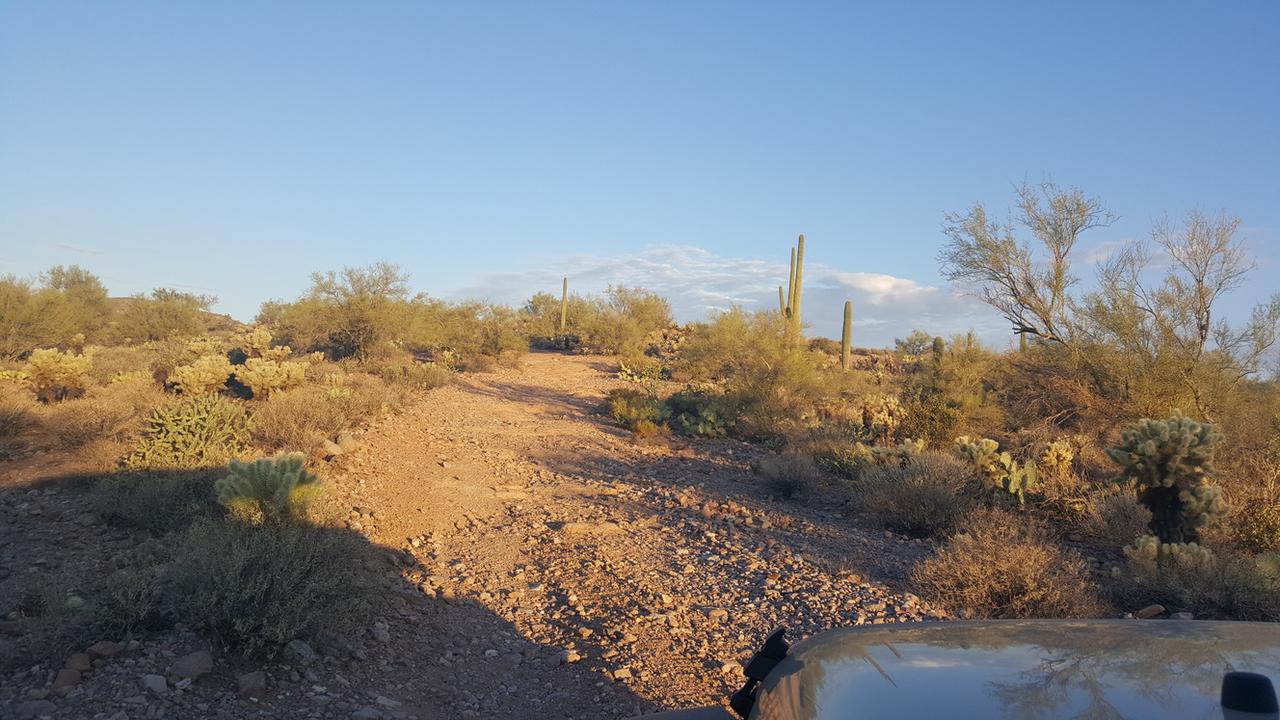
2,352 -> 943,720
321,352 -> 945,718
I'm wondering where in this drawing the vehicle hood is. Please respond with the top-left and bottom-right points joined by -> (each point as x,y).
751,620 -> 1280,720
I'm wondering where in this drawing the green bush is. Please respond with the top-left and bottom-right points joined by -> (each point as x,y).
0,266 -> 109,359
664,387 -> 732,437
109,288 -> 215,343
1232,501 -> 1280,553
22,348 -> 92,402
912,508 -> 1105,618
168,519 -> 372,658
124,395 -> 251,469
852,452 -> 977,538
953,435 -> 1038,505
606,387 -> 664,432
92,469 -> 220,534
216,453 -> 324,524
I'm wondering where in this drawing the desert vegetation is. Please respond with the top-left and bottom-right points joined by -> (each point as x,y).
2,183 -> 1278,697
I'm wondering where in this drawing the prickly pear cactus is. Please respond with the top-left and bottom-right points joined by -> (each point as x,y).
216,452 -> 323,524
1106,411 -> 1224,544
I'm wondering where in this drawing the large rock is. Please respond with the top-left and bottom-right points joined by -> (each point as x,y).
1135,604 -> 1166,619
51,668 -> 81,696
170,649 -> 214,680
286,639 -> 317,663
64,653 -> 91,672
336,430 -> 359,452
238,670 -> 267,699
142,673 -> 168,695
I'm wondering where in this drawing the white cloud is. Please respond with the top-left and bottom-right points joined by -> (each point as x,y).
450,245 -> 1011,348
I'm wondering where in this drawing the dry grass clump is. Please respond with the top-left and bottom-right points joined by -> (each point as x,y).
37,379 -> 166,450
0,393 -> 39,457
912,508 -> 1106,618
250,374 -> 398,455
1082,489 -> 1152,546
852,452 -> 978,538
1109,537 -> 1280,621
754,452 -> 824,498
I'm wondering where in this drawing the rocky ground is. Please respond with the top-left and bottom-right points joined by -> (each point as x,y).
1,352 -> 946,720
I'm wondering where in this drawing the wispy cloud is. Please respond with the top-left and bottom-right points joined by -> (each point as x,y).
451,245 -> 1010,348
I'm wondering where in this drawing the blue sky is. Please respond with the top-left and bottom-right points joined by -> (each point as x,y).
2,2 -> 1277,347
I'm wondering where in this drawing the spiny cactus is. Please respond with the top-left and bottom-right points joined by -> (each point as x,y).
953,435 -> 1038,505
1041,438 -> 1075,477
778,286 -> 786,316
234,326 -> 275,358
216,452 -> 323,524
124,395 -> 250,469
110,370 -> 153,385
170,354 -> 233,395
559,277 -> 568,333
1106,410 -> 1224,544
22,348 -> 92,402
321,372 -> 351,399
789,235 -> 806,339
235,358 -> 307,399
841,301 -> 853,370
857,394 -> 904,444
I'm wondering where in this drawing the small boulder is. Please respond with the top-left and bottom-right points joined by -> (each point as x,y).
142,674 -> 167,696
170,649 -> 214,680
64,653 -> 91,672
351,707 -> 381,720
50,668 -> 81,696
322,440 -> 344,458
286,639 -> 317,663
1135,604 -> 1166,619
86,640 -> 123,658
336,430 -> 358,452
237,670 -> 267,699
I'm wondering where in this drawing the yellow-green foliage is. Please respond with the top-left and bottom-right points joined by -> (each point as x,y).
1108,535 -> 1280,620
605,387 -> 664,433
857,394 -> 905,442
321,373 -> 351,399
23,348 -> 93,402
125,395 -> 250,469
234,326 -> 274,358
111,370 -> 153,385
1107,411 -> 1225,544
235,358 -> 307,399
1041,438 -> 1075,477
216,453 -> 323,524
0,369 -> 30,383
170,354 -> 233,395
953,435 -> 1038,505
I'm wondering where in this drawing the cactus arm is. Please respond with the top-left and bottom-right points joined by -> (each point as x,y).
559,277 -> 568,333
841,300 -> 853,370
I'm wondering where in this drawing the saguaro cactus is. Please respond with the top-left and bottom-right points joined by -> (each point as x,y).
786,248 -> 796,319
559,277 -> 568,333
778,286 -> 786,316
791,235 -> 805,337
841,301 -> 852,370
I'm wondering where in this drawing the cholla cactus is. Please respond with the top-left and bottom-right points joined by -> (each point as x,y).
23,348 -> 92,402
170,354 -> 233,395
216,452 -> 323,524
1041,439 -> 1075,477
235,358 -> 307,399
322,373 -> 352,399
1117,534 -> 1216,580
185,336 -> 224,357
858,394 -> 904,443
954,436 -> 1038,505
261,345 -> 293,362
304,351 -> 326,364
1106,411 -> 1224,544
233,326 -> 274,358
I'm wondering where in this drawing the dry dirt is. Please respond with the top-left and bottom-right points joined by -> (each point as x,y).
2,352 -> 943,720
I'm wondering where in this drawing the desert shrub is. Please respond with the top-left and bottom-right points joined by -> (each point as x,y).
217,453 -> 324,525
808,437 -> 926,480
1083,490 -> 1152,546
259,262 -> 409,360
124,395 -> 251,469
0,392 -> 38,453
234,358 -> 307,399
38,379 -> 166,449
1040,438 -> 1076,477
1231,501 -> 1280,553
606,387 -> 664,433
1107,411 -> 1225,544
524,286 -> 671,355
250,377 -> 395,454
953,435 -> 1038,505
754,452 -> 823,498
897,393 -> 962,449
1110,536 -> 1280,620
92,469 -> 221,534
852,452 -> 977,538
0,267 -> 109,358
664,387 -> 733,437
912,508 -> 1105,618
85,344 -> 159,384
109,288 -> 214,343
168,519 -> 372,658
855,394 -> 905,444
93,563 -> 168,637
22,347 -> 92,402
372,353 -> 453,391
